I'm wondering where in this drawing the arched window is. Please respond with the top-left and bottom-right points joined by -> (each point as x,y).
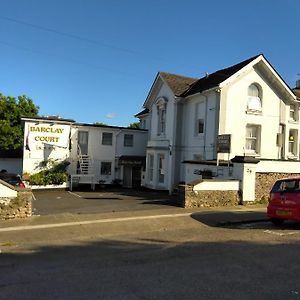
247,83 -> 262,112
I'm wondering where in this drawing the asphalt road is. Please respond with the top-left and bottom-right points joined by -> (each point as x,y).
1,215 -> 300,300
32,189 -> 179,215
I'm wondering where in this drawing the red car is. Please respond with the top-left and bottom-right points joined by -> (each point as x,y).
267,177 -> 300,225
0,172 -> 26,188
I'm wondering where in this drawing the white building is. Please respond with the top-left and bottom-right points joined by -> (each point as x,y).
22,117 -> 148,189
136,54 -> 300,200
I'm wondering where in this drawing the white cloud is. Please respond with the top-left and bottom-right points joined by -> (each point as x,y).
106,112 -> 117,119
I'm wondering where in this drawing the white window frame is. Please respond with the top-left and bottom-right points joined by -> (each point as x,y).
245,124 -> 261,155
289,104 -> 298,122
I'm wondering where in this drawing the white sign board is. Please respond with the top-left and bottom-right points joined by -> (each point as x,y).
25,124 -> 71,150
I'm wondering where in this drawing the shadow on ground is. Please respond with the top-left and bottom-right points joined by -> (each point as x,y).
191,210 -> 268,227
2,237 -> 300,299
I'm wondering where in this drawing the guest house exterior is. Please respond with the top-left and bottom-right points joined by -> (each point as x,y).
136,54 -> 300,201
22,116 -> 148,189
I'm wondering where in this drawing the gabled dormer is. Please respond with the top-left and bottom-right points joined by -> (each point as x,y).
142,71 -> 197,109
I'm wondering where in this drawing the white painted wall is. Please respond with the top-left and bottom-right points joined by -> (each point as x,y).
23,119 -> 148,186
0,182 -> 18,197
184,163 -> 233,184
181,92 -> 218,162
218,66 -> 300,161
116,129 -> 148,157
193,180 -> 239,191
149,83 -> 176,142
23,121 -> 71,175
256,160 -> 300,173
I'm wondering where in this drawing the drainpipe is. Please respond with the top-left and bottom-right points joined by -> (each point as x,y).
204,95 -> 208,160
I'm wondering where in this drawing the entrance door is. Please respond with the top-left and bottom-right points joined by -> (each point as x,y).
123,166 -> 132,188
78,131 -> 89,155
132,166 -> 141,188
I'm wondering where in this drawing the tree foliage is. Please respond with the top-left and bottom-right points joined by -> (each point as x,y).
0,94 -> 39,150
94,122 -> 108,126
128,122 -> 140,129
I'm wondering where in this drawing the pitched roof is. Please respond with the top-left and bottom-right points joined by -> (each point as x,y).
180,54 -> 261,97
134,108 -> 149,117
159,72 -> 197,96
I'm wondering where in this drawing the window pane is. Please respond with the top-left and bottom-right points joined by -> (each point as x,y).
158,154 -> 165,183
290,105 -> 295,120
288,129 -> 297,154
198,119 -> 204,134
248,84 -> 259,97
246,139 -> 256,150
246,125 -> 260,152
148,154 -> 154,181
101,162 -> 111,175
102,132 -> 112,145
247,96 -> 262,111
124,134 -> 133,147
157,107 -> 166,135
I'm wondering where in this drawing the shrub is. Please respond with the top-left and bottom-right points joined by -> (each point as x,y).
28,160 -> 69,186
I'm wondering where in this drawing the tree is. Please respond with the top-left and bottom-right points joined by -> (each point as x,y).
128,122 -> 140,129
0,94 -> 39,150
94,122 -> 108,126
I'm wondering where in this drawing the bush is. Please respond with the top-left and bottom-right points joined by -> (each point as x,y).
28,160 -> 69,186
29,171 -> 68,186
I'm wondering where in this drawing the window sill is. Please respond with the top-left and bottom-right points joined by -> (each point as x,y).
244,152 -> 261,157
287,154 -> 298,160
246,110 -> 262,115
288,120 -> 299,124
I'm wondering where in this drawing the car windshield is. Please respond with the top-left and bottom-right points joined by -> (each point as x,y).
271,179 -> 300,193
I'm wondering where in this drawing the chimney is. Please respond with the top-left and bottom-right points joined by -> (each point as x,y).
296,79 -> 300,89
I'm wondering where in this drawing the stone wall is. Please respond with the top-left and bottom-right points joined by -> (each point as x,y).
255,172 -> 300,202
179,184 -> 240,208
0,190 -> 32,220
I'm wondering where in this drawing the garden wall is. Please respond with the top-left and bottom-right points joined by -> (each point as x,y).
255,172 -> 300,202
0,190 -> 32,220
178,182 -> 240,208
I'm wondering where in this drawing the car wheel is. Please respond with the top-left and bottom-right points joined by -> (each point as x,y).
270,218 -> 284,226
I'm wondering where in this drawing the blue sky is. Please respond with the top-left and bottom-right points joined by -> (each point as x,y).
0,0 -> 299,126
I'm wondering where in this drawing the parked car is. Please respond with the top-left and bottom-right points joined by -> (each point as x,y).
267,177 -> 300,225
0,172 -> 25,188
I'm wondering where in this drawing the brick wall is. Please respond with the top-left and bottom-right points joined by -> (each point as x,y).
179,185 -> 240,208
0,190 -> 32,220
255,172 -> 300,202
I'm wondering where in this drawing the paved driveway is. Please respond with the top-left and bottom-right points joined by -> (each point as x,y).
32,188 -> 180,215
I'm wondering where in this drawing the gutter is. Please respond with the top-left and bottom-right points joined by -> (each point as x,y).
183,86 -> 221,100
